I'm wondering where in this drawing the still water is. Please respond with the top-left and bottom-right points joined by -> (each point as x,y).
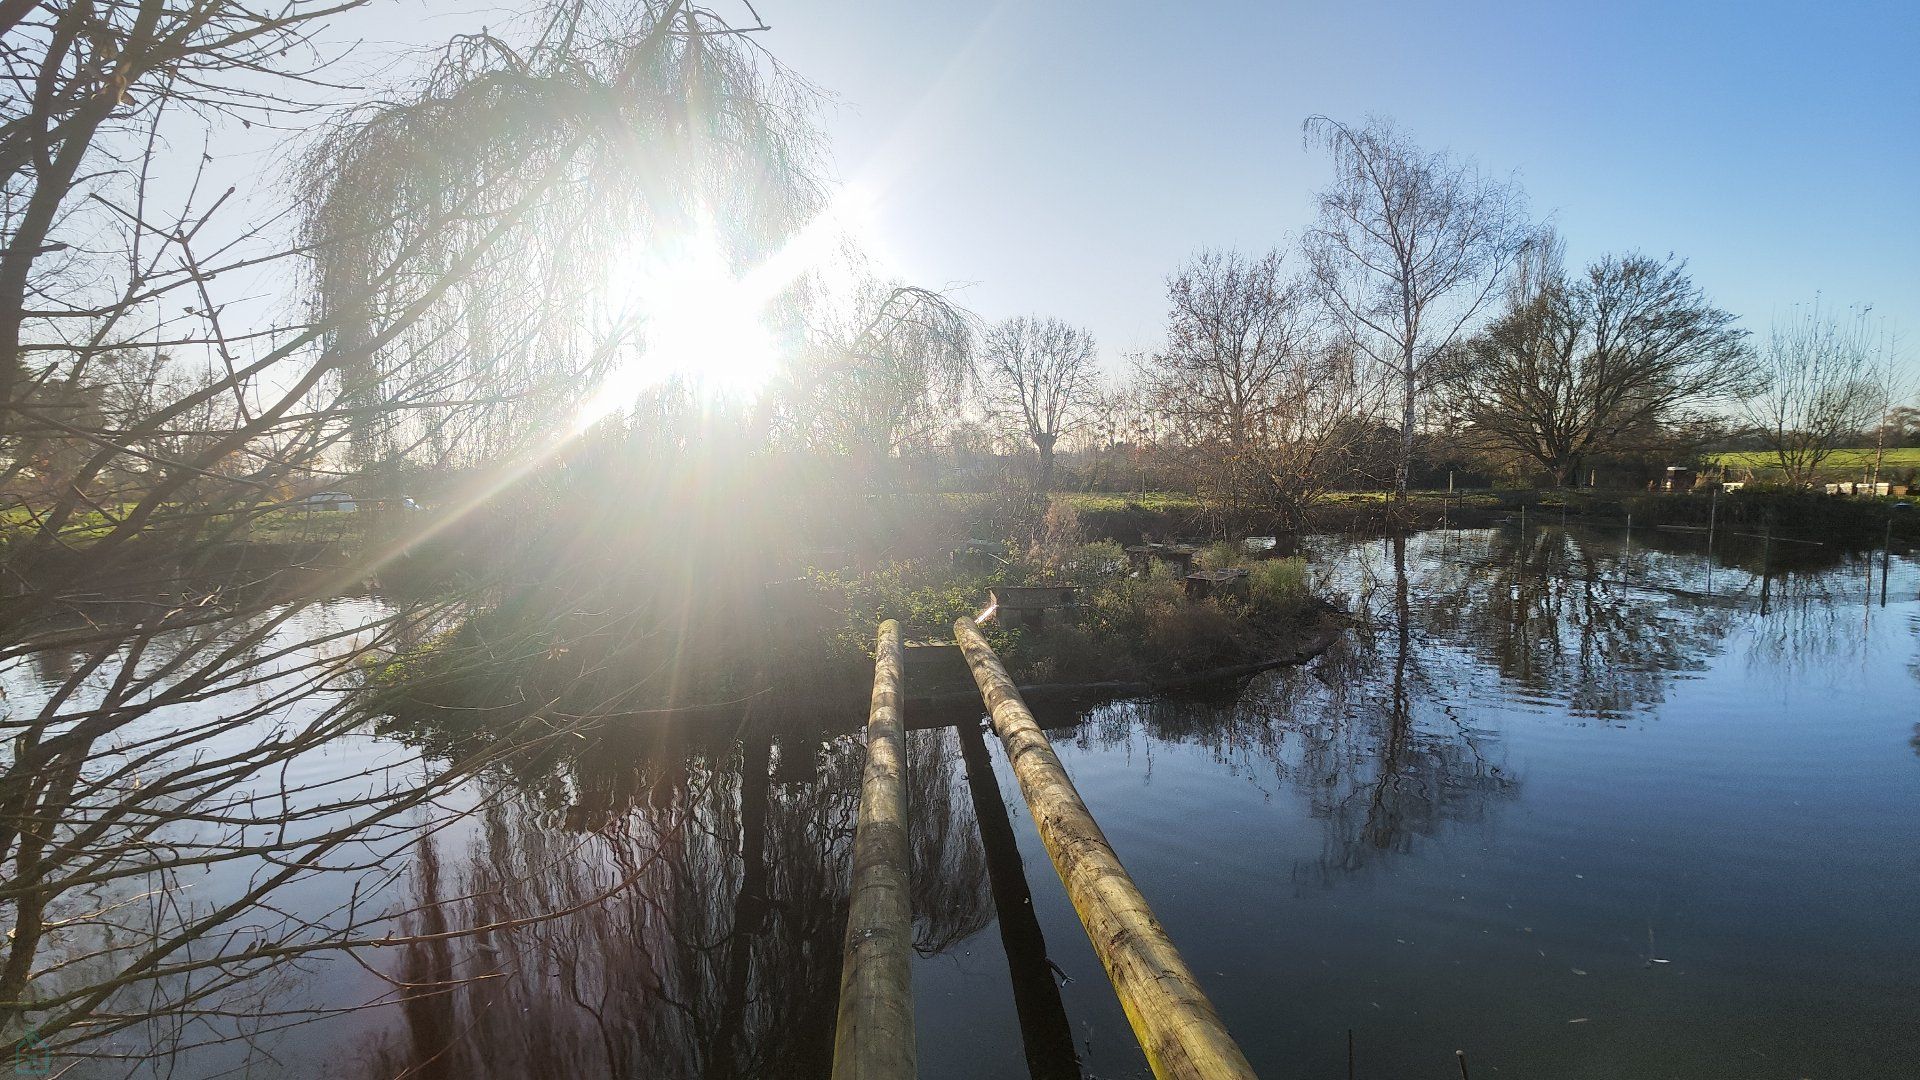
17,525 -> 1920,1078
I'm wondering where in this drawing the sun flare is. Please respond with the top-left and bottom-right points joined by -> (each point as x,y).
580,228 -> 778,427
579,190 -> 875,430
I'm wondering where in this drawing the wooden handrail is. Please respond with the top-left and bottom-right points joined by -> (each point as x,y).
953,616 -> 1257,1080
831,619 -> 916,1080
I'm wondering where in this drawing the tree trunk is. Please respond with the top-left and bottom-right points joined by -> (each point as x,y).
1395,370 -> 1416,508
1034,433 -> 1057,492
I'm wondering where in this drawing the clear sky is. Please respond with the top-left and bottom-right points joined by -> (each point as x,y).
224,0 -> 1918,386
745,0 -> 1918,380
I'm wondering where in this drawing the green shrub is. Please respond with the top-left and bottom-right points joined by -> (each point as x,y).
1248,557 -> 1308,614
1196,541 -> 1243,570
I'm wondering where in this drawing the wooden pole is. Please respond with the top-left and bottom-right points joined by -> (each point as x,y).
1760,527 -> 1773,616
832,620 -> 915,1080
953,616 -> 1258,1080
1883,520 -> 1892,607
1624,512 -> 1632,582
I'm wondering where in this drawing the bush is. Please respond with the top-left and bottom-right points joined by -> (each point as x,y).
1023,497 -> 1086,567
1196,540 -> 1243,570
1248,557 -> 1308,614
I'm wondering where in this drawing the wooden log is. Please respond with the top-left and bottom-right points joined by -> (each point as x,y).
832,620 -> 915,1080
952,616 -> 1258,1080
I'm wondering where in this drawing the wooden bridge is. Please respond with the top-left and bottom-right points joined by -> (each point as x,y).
830,618 -> 1258,1080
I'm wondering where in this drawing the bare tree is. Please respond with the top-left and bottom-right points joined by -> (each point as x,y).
1863,332 -> 1914,487
1302,115 -> 1530,506
1136,248 -> 1369,525
1445,248 -> 1751,486
1740,303 -> 1886,488
978,315 -> 1097,489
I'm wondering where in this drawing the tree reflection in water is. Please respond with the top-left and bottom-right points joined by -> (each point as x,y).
1400,526 -> 1742,720
1060,527 -> 1891,896
1290,535 -> 1519,885
359,724 -> 989,1080
346,526 -> 1909,1078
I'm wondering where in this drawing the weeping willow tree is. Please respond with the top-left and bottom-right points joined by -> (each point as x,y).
0,2 -> 835,1069
300,0 -> 822,466
780,281 -> 976,482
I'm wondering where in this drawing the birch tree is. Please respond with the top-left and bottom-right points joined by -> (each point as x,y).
1302,115 -> 1529,506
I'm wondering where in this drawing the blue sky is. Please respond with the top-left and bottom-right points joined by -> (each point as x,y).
754,0 -> 1918,379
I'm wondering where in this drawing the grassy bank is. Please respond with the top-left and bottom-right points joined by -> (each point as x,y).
1511,486 -> 1915,542
1709,447 -> 1920,484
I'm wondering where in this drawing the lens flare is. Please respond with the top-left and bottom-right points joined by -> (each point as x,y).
581,191 -> 873,429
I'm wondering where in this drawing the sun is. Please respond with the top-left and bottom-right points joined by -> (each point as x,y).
578,190 -> 876,430
580,225 -> 781,428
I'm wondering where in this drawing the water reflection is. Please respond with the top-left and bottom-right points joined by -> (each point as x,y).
358,725 -> 989,1080
956,721 -> 1080,1080
10,524 -> 1911,1078
1379,528 -> 1741,719
1076,536 -> 1522,890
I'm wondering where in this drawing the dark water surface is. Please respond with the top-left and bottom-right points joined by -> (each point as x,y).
15,525 -> 1919,1078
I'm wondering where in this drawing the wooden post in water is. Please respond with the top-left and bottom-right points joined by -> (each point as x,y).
1623,512 -> 1632,582
1760,526 -> 1773,616
1884,520 -> 1893,607
1706,486 -> 1719,594
832,620 -> 915,1080
952,616 -> 1258,1080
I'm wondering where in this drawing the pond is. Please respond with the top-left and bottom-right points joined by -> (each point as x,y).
12,524 -> 1919,1078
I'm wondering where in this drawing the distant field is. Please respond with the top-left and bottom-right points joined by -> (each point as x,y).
1710,448 -> 1920,481
1054,491 -> 1207,513
1,504 -> 367,545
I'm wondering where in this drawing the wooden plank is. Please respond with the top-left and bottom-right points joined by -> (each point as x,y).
832,620 -> 916,1080
952,616 -> 1258,1080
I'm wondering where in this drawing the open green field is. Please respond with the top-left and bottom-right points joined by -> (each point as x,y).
1,504 -> 367,545
1709,448 -> 1920,482
1053,491 -> 1207,513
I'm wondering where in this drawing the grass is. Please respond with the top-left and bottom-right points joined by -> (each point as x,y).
1053,491 -> 1208,514
1247,558 -> 1308,613
1,502 -> 370,545
0,503 -> 129,541
1710,448 -> 1920,481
